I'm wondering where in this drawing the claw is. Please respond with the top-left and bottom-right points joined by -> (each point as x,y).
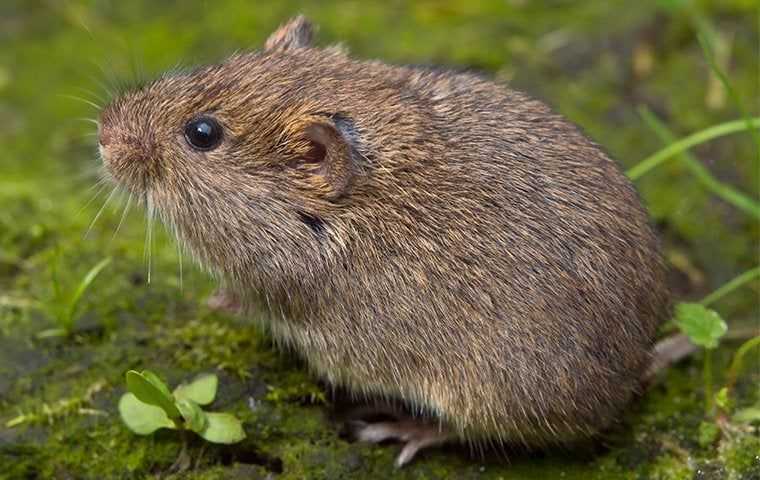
395,430 -> 449,467
349,417 -> 450,467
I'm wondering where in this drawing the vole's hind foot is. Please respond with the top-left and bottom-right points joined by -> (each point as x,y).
206,288 -> 242,315
349,418 -> 450,467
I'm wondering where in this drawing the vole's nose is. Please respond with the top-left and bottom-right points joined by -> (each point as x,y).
99,125 -> 112,147
97,121 -> 117,165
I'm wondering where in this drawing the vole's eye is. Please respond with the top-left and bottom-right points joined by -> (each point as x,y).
184,116 -> 223,151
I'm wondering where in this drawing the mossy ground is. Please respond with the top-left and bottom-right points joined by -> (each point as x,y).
1,1 -> 758,478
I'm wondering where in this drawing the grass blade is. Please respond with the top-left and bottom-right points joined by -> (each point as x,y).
700,266 -> 760,307
697,32 -> 760,158
637,106 -> 760,219
64,257 -> 112,329
627,117 -> 760,180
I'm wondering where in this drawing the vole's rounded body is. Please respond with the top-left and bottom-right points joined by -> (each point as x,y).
100,17 -> 669,451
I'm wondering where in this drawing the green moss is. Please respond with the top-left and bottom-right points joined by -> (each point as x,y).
156,317 -> 268,379
721,436 -> 760,478
646,454 -> 694,480
1,0 -> 758,478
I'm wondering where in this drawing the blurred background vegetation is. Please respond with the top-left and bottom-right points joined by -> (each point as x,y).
0,1 -> 758,479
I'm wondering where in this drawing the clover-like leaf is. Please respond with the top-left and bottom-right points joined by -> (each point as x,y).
173,373 -> 218,406
141,370 -> 175,400
126,370 -> 181,419
197,412 -> 246,444
118,393 -> 176,435
733,406 -> 760,424
176,398 -> 208,433
674,303 -> 727,349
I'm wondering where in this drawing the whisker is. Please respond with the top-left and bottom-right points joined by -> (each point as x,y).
58,93 -> 102,111
84,187 -> 118,239
66,166 -> 105,186
126,40 -> 147,90
75,117 -> 100,127
112,192 -> 133,241
73,86 -> 106,106
145,195 -> 155,285
177,241 -> 184,292
87,71 -> 115,99
77,180 -> 109,217
81,23 -> 94,40
68,7 -> 95,39
36,168 -> 103,197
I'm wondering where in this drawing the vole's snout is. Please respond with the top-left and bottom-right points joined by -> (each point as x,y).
97,100 -> 159,193
97,105 -> 121,162
97,122 -> 114,164
98,124 -> 112,148
97,119 -> 122,167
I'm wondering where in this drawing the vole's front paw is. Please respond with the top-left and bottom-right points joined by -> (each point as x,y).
348,417 -> 450,467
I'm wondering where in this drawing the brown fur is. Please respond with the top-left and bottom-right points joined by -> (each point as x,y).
99,17 -> 670,447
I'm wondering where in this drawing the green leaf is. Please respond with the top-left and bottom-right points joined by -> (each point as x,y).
714,387 -> 731,411
173,373 -> 218,406
125,370 -> 181,419
697,421 -> 720,448
197,412 -> 246,444
674,303 -> 727,349
176,399 -> 208,433
118,393 -> 176,435
140,370 -> 174,399
733,407 -> 760,424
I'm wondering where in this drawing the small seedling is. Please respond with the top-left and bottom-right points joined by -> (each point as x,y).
118,370 -> 245,444
718,335 -> 760,425
674,302 -> 727,416
38,254 -> 111,337
673,265 -> 760,443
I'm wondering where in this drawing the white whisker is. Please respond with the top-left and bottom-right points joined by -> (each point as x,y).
77,180 -> 109,217
68,166 -> 104,184
112,192 -> 133,241
84,187 -> 118,239
74,12 -> 94,39
145,195 -> 155,285
87,72 -> 115,99
75,117 -> 100,127
58,93 -> 102,110
74,86 -> 106,105
177,240 -> 184,292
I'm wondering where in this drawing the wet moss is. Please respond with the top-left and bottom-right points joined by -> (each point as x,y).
1,0 -> 758,478
721,436 -> 760,479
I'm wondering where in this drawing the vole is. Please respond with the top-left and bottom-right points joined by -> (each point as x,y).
98,16 -> 671,466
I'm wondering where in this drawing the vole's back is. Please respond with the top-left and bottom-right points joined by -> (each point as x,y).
233,49 -> 670,443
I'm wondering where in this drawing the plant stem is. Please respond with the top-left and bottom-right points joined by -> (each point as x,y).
725,335 -> 760,391
697,32 -> 760,157
704,348 -> 713,416
627,117 -> 760,180
637,106 -> 760,219
700,267 -> 760,307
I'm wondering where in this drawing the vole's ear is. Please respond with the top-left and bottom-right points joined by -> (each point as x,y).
292,115 -> 359,200
265,15 -> 314,51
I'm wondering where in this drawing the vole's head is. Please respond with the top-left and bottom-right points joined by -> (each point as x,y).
98,17 -> 364,291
